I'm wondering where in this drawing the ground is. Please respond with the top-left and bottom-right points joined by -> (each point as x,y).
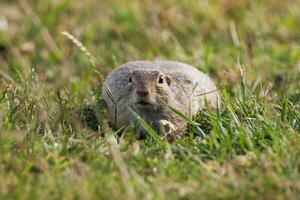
0,0 -> 300,199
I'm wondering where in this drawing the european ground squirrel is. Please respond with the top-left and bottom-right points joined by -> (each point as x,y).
102,61 -> 218,140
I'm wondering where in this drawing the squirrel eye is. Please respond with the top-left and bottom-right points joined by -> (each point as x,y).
158,75 -> 164,84
128,76 -> 132,83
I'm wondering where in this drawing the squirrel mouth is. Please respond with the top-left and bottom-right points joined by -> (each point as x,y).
136,100 -> 152,106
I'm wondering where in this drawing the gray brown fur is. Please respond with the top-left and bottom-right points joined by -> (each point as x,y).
102,61 -> 218,139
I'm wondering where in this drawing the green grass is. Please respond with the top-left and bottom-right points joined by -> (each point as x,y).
1,0 -> 300,199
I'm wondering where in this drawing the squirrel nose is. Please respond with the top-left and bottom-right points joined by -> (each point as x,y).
136,90 -> 149,97
136,84 -> 149,97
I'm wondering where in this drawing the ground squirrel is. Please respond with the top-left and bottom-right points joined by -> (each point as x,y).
102,61 -> 218,140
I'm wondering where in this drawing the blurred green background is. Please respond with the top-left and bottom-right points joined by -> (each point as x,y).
1,0 -> 300,87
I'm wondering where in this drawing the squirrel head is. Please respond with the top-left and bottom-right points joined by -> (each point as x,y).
127,69 -> 172,111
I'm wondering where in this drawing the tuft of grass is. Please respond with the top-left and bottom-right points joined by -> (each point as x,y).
61,31 -> 96,68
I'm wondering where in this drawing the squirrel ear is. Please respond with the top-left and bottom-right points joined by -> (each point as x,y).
165,75 -> 172,86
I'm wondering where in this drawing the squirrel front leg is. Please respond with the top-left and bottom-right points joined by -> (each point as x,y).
136,124 -> 148,140
130,116 -> 148,140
